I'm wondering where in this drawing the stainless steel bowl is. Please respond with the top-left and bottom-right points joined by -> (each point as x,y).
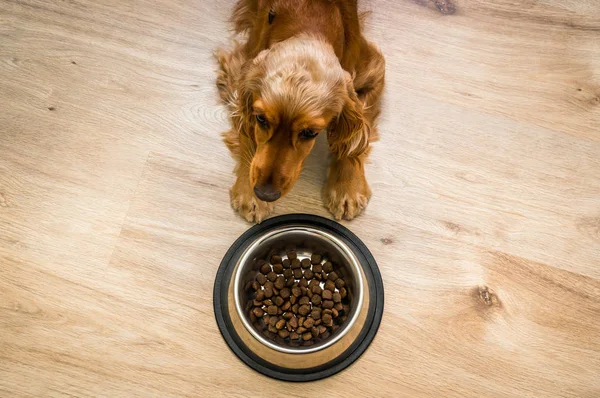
214,214 -> 384,381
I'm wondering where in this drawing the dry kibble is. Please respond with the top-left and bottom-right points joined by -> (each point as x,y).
304,269 -> 314,279
278,329 -> 290,338
302,332 -> 312,341
327,271 -> 339,281
283,312 -> 293,320
276,319 -> 286,330
253,299 -> 262,306
311,294 -> 322,305
301,258 -> 311,269
290,258 -> 301,269
315,273 -> 322,281
311,327 -> 319,338
255,290 -> 265,301
253,307 -> 264,318
287,250 -> 297,260
335,278 -> 345,289
289,316 -> 299,329
256,273 -> 267,285
299,278 -> 308,288
310,253 -> 322,264
334,302 -> 343,311
304,318 -> 315,328
252,281 -> 260,292
290,295 -> 297,304
293,268 -> 303,279
298,304 -> 310,316
333,292 -> 342,303
274,276 -> 285,290
267,271 -> 277,282
280,288 -> 291,299
323,300 -> 334,309
292,303 -> 299,314
282,259 -> 290,269
332,308 -> 339,318
290,332 -> 299,340
313,263 -> 323,273
267,305 -> 278,315
264,287 -> 274,298
264,281 -> 274,290
298,317 -> 305,327
269,317 -> 278,327
322,313 -> 333,325
283,269 -> 293,279
296,326 -> 307,334
273,263 -> 284,273
311,308 -> 322,320
322,290 -> 333,300
322,309 -> 332,316
268,324 -> 278,333
271,255 -> 282,264
292,286 -> 302,297
315,319 -> 322,326
318,325 -> 327,334
311,285 -> 322,295
323,261 -> 333,273
299,296 -> 310,306
324,280 -> 336,292
260,263 -> 272,274
274,296 -> 284,306
339,287 -> 347,299
280,300 -> 290,312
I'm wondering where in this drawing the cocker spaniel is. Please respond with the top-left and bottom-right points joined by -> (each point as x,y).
216,0 -> 384,223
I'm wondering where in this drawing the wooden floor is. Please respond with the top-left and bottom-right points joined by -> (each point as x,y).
1,0 -> 599,396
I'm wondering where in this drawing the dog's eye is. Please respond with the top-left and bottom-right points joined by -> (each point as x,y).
255,114 -> 268,128
299,129 -> 319,140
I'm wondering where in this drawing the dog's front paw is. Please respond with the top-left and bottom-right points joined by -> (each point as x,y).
230,184 -> 274,224
323,180 -> 371,221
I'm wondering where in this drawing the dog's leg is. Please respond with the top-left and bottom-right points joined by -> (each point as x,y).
323,154 -> 371,221
228,133 -> 274,223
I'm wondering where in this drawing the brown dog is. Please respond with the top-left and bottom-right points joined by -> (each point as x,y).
216,0 -> 385,223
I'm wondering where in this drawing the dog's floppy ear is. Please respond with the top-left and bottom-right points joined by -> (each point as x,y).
328,72 -> 371,158
233,49 -> 270,143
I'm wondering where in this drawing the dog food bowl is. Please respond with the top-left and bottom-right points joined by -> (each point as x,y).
214,214 -> 384,381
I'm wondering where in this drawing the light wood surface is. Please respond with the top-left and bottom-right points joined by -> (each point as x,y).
1,0 -> 599,396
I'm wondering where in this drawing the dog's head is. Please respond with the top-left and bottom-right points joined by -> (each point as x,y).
236,36 -> 370,202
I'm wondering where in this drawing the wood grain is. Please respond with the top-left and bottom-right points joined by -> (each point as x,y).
1,0 -> 599,396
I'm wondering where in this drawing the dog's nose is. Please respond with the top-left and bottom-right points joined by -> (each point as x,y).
253,184 -> 281,202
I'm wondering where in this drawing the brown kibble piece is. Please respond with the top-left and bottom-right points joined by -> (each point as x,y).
302,332 -> 312,341
304,318 -> 315,328
335,278 -> 345,289
290,332 -> 299,340
313,263 -> 322,273
332,308 -> 339,318
299,278 -> 308,288
287,250 -> 297,260
267,305 -> 278,315
273,263 -> 283,273
281,301 -> 291,311
274,296 -> 284,306
282,259 -> 290,269
298,317 -> 305,327
322,290 -> 332,300
255,290 -> 265,301
292,286 -> 302,297
290,295 -> 297,304
269,316 -> 278,327
253,299 -> 262,306
323,309 -> 332,316
322,313 -> 333,325
252,307 -> 264,317
298,304 -> 310,316
252,281 -> 260,292
340,287 -> 347,299
278,329 -> 289,338
293,268 -> 303,279
274,276 -> 285,290
299,296 -> 310,306
327,271 -> 339,281
311,285 -> 322,295
271,255 -> 282,264
256,274 -> 267,285
267,271 -> 277,282
325,280 -> 336,292
306,288 -> 313,299
315,319 -> 322,326
315,273 -> 322,281
297,326 -> 307,334
268,324 -> 278,333
318,325 -> 327,334
323,300 -> 334,309
311,294 -> 322,305
283,269 -> 293,279
333,292 -> 342,303
291,258 -> 301,269
343,304 -> 350,314
335,302 -> 343,311
311,327 -> 319,338
323,261 -> 333,273
289,316 -> 299,329
311,253 -> 322,264
280,288 -> 291,299
283,312 -> 293,320
264,281 -> 274,290
276,319 -> 286,330
264,287 -> 273,298
260,263 -> 272,274
301,258 -> 311,269
311,308 -> 321,320
304,269 -> 314,279
292,303 -> 299,314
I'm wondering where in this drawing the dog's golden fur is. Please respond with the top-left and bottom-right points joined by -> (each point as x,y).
216,0 -> 385,222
